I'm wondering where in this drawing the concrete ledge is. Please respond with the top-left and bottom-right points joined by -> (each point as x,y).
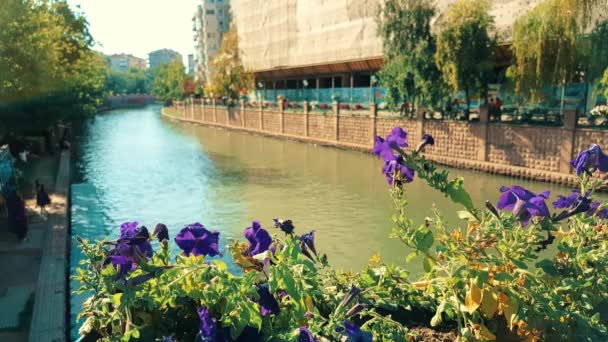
162,108 -> 580,187
29,150 -> 70,342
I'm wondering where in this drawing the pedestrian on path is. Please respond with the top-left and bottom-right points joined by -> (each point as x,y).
14,194 -> 28,242
36,183 -> 51,216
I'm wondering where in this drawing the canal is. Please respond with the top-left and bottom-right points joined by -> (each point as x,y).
69,105 -> 574,336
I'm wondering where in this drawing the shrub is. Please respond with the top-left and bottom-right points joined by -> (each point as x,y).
75,128 -> 608,341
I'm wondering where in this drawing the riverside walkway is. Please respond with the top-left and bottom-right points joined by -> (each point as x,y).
0,151 -> 70,342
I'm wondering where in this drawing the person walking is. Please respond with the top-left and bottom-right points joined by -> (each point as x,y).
36,184 -> 51,216
14,194 -> 28,242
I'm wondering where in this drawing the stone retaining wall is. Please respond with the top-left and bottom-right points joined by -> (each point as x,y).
168,100 -> 602,186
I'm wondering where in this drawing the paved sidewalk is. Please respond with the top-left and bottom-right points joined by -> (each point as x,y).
0,151 -> 69,342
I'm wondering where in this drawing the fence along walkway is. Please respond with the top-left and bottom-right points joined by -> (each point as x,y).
166,99 -> 608,186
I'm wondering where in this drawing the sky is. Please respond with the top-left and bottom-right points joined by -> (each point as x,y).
67,0 -> 199,65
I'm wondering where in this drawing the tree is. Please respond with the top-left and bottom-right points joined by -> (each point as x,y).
105,68 -> 151,96
435,0 -> 494,116
151,61 -> 187,103
0,0 -> 106,123
508,0 -> 608,103
204,24 -> 253,99
377,0 -> 446,113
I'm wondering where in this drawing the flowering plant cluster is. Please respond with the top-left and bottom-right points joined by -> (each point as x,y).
590,105 -> 608,118
76,127 -> 608,341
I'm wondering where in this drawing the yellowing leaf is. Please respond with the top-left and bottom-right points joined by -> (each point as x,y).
503,296 -> 520,330
480,288 -> 499,318
413,281 -> 430,290
475,324 -> 496,341
452,228 -> 463,241
305,295 -> 314,312
369,253 -> 382,264
465,280 -> 482,313
467,221 -> 479,235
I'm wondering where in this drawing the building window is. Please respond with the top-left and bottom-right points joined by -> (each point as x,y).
206,9 -> 215,15
219,21 -> 223,26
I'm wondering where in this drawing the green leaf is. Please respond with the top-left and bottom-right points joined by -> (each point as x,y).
111,293 -> 123,307
405,251 -> 418,263
423,256 -> 436,273
446,178 -> 474,210
457,210 -> 477,221
417,230 -> 434,252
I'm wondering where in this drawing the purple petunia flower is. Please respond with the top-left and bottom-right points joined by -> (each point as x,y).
340,285 -> 360,308
196,306 -> 218,342
373,136 -> 396,162
300,231 -> 317,256
571,144 -> 608,176
386,127 -> 408,149
298,327 -> 316,342
153,223 -> 169,241
257,284 -> 280,317
552,190 -> 581,209
496,186 -> 550,226
107,255 -> 133,279
416,134 -> 435,153
342,321 -> 372,342
273,218 -> 295,234
382,156 -> 415,185
244,220 -> 272,256
587,201 -> 608,219
175,223 -> 222,257
120,221 -> 140,238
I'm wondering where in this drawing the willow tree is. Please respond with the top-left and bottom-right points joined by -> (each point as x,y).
509,0 -> 608,103
377,0 -> 446,113
434,0 -> 494,116
204,24 -> 253,99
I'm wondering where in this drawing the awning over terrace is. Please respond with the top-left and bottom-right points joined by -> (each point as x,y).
254,57 -> 384,80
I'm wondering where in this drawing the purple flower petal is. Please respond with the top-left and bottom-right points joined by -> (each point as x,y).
298,327 -> 316,342
244,220 -> 272,256
257,284 -> 280,317
175,223 -> 222,257
386,127 -> 408,149
343,321 -> 372,342
571,144 -> 608,175
496,186 -> 550,226
197,306 -> 217,339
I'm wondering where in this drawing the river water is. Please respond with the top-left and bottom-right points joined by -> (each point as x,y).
69,105 -> 574,337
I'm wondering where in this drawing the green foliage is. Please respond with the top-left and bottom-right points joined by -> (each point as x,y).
105,68 -> 151,96
0,0 -> 106,122
204,24 -> 253,99
377,0 -> 446,111
509,0 -> 608,102
435,0 -> 494,113
151,61 -> 188,104
600,68 -> 608,99
76,132 -> 608,341
587,19 -> 608,82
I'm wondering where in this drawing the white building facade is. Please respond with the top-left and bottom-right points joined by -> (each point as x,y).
192,0 -> 231,83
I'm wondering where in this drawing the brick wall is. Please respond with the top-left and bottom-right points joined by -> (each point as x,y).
308,114 -> 335,141
216,108 -> 228,125
376,118 -> 420,142
263,111 -> 281,132
424,121 -> 481,161
574,129 -> 608,157
164,102 -> 608,185
338,116 -> 372,146
245,110 -> 260,129
203,107 -> 214,122
284,113 -> 305,136
488,124 -> 564,172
